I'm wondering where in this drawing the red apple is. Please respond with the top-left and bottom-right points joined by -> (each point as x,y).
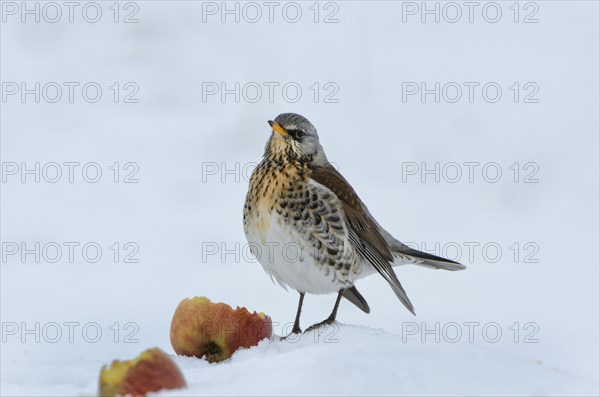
170,296 -> 272,363
98,347 -> 186,397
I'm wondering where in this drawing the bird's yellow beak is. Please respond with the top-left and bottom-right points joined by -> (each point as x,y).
268,120 -> 287,136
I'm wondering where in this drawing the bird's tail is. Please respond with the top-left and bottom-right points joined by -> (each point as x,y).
365,212 -> 466,271
392,246 -> 466,271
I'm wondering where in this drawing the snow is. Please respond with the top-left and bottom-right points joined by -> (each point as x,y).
1,1 -> 599,395
2,323 -> 598,396
2,325 -> 597,396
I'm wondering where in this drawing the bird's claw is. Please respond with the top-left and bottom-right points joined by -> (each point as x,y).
280,326 -> 302,340
304,318 -> 337,333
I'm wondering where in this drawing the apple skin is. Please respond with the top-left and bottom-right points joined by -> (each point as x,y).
170,296 -> 272,363
98,347 -> 186,397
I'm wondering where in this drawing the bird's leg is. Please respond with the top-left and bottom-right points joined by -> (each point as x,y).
292,292 -> 305,334
281,292 -> 305,340
305,289 -> 345,333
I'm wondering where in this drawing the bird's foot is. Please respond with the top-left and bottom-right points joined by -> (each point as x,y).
279,325 -> 302,340
304,316 -> 337,333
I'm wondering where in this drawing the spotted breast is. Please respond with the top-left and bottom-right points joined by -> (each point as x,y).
243,158 -> 362,294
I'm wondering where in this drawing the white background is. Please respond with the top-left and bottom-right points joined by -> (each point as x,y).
1,1 -> 599,395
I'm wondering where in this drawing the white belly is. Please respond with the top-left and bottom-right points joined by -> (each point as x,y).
244,210 -> 345,294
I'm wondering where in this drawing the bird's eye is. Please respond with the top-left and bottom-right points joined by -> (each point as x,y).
288,129 -> 305,140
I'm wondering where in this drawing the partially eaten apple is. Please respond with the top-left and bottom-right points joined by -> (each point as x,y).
170,296 -> 272,363
98,347 -> 186,397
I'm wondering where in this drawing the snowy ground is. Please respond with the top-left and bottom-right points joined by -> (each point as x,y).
5,325 -> 597,396
1,1 -> 599,396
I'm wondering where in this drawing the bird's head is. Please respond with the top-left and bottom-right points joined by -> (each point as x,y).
264,113 -> 328,166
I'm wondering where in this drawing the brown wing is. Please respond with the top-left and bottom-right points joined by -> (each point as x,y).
311,164 -> 416,315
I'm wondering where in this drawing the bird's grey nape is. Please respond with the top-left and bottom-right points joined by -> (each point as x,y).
274,113 -> 314,130
271,113 -> 328,165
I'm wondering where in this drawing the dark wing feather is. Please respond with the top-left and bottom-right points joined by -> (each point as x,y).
311,165 -> 416,315
343,286 -> 371,314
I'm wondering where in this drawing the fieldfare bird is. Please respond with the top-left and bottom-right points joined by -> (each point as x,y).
243,113 -> 465,334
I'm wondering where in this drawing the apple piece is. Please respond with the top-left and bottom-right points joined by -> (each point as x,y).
98,347 -> 186,397
170,296 -> 272,363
